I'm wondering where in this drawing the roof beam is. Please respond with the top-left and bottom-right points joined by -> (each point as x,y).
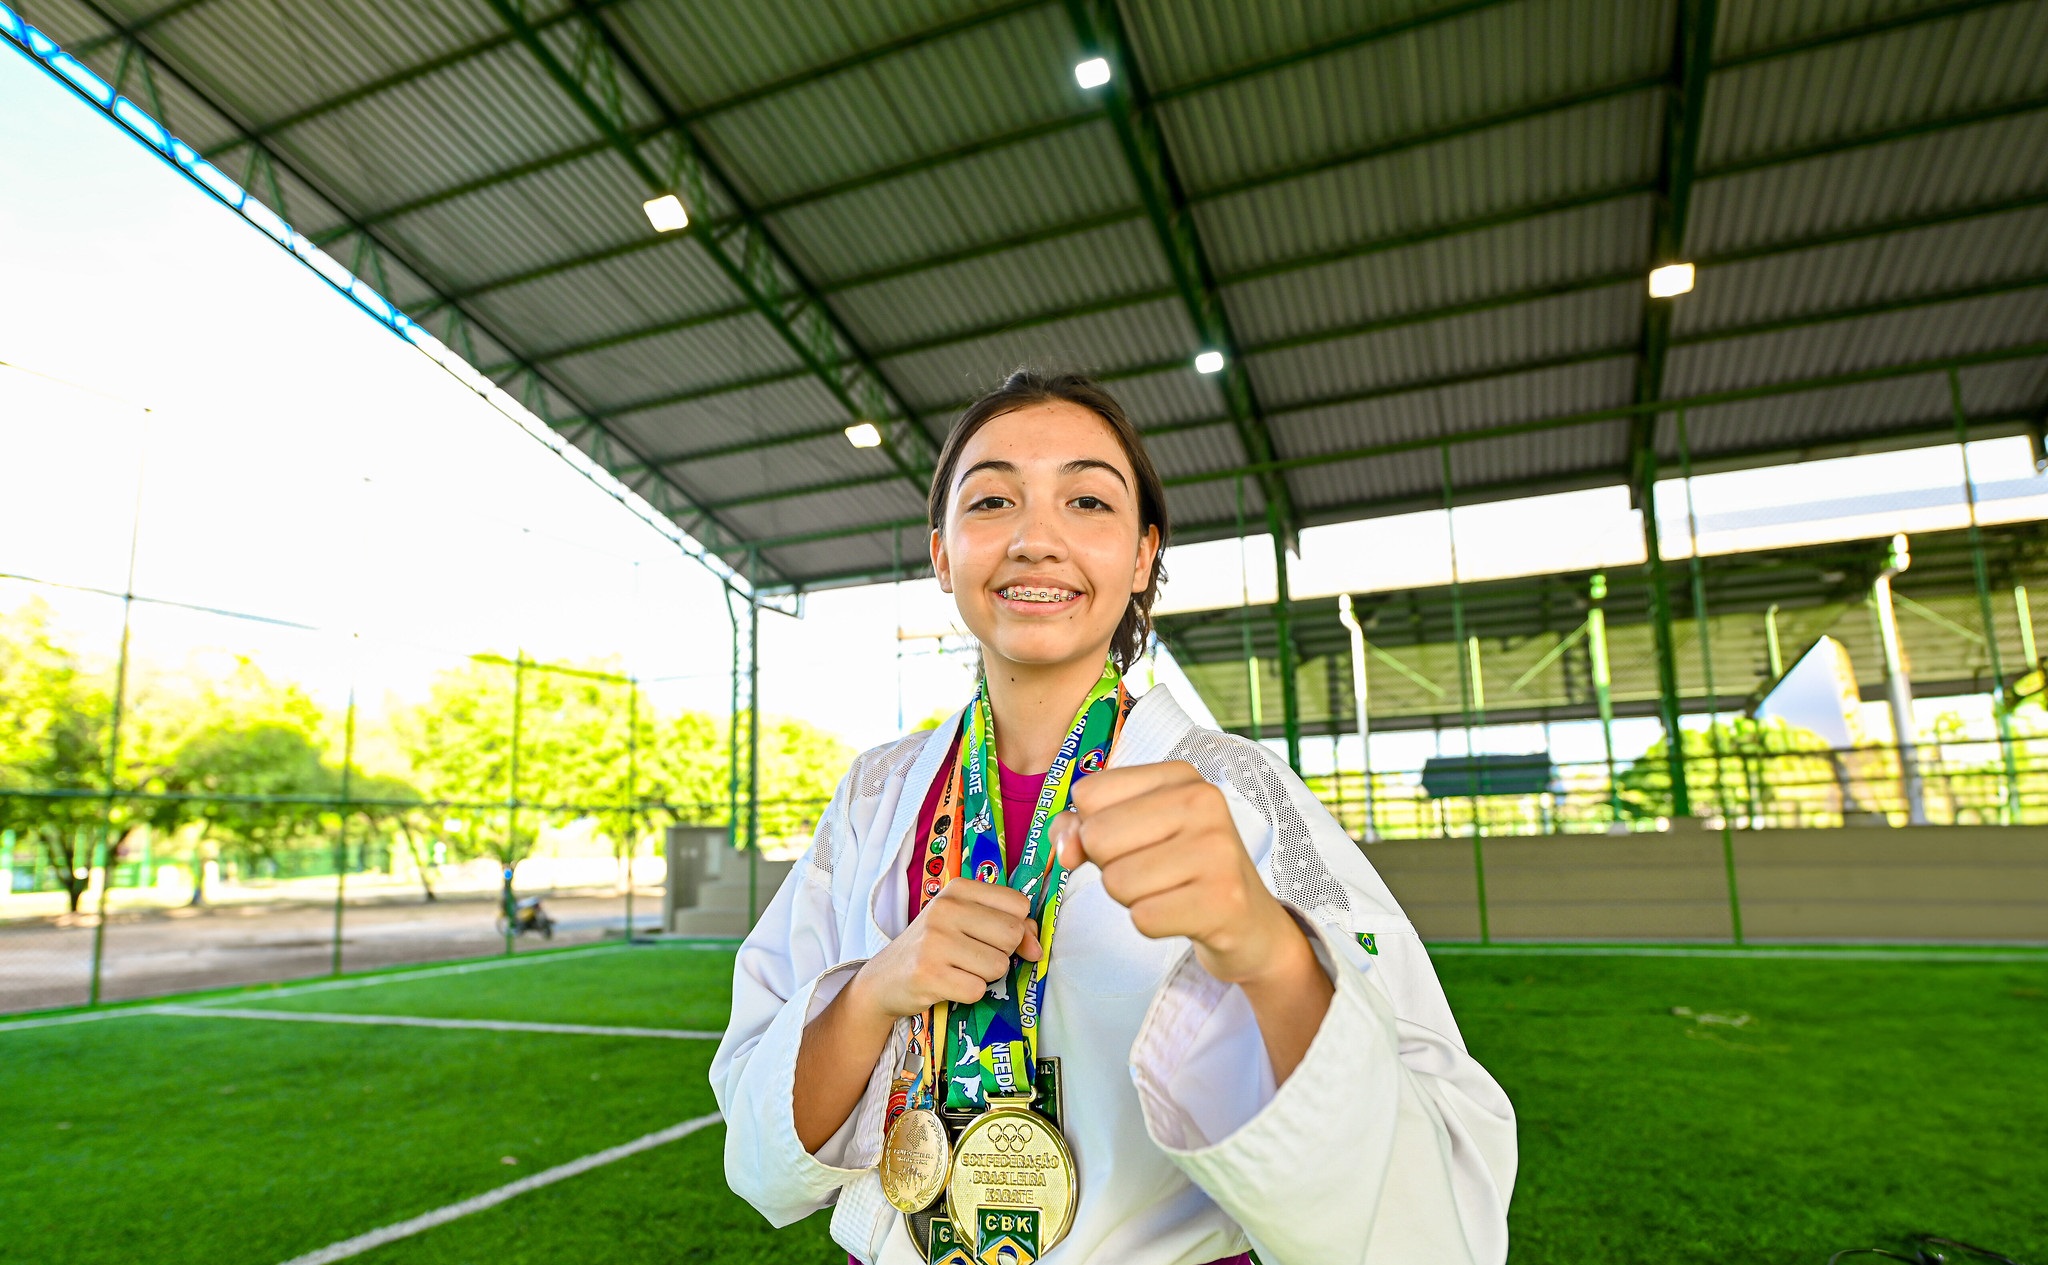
477,0 -> 937,505
52,0 -> 777,587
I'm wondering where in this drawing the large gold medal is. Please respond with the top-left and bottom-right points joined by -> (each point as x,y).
943,1098 -> 1076,1263
880,1106 -> 952,1214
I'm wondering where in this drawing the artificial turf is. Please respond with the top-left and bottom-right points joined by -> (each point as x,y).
2,941 -> 2042,1264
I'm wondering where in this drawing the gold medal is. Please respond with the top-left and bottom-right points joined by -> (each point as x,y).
943,1097 -> 1076,1263
880,1106 -> 952,1214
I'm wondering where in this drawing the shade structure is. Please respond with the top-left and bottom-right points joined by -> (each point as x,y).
14,0 -> 2048,593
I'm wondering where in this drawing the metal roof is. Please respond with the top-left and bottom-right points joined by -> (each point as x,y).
13,0 -> 2048,593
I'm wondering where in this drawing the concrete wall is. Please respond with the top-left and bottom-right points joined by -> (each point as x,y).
1363,825 -> 2048,943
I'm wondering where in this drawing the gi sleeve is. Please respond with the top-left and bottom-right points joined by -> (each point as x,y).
1126,784 -> 1518,1265
709,775 -> 900,1227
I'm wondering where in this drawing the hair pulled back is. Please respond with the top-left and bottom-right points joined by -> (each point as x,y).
927,368 -> 1170,673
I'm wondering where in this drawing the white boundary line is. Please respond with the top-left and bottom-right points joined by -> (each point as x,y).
273,1112 -> 724,1265
1429,944 -> 2048,962
0,943 -> 635,1033
157,1005 -> 723,1040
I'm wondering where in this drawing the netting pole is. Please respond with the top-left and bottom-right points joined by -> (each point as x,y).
624,675 -> 638,943
1674,409 -> 1732,821
1272,525 -> 1303,775
88,423 -> 148,1007
726,588 -> 742,853
1949,369 -> 2022,820
1442,445 -> 1488,943
331,682 -> 356,976
1235,476 -> 1262,739
505,652 -> 523,956
1635,431 -> 1693,817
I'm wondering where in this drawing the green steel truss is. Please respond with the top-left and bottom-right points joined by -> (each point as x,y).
477,0 -> 937,505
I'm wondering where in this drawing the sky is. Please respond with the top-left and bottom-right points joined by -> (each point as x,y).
5,26 -> 2045,773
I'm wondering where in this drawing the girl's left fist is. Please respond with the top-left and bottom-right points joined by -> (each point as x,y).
1051,760 -> 1303,986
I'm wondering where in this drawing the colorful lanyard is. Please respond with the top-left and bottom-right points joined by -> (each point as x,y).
890,661 -> 1132,1123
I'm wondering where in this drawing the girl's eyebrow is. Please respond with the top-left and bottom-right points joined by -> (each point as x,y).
955,458 -> 1129,489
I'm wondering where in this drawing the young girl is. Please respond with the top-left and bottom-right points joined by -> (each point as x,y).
711,371 -> 1516,1265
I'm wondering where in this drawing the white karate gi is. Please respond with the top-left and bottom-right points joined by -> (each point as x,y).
711,686 -> 1517,1264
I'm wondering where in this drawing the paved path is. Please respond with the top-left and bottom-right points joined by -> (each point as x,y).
0,891 -> 662,1013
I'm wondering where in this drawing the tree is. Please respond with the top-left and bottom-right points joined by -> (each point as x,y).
0,600 -> 116,912
1616,717 -> 1838,825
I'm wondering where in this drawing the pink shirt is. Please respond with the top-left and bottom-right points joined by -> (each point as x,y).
853,742 -> 1252,1265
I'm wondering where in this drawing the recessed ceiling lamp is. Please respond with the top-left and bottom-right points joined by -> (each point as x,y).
1647,262 -> 1695,298
1075,57 -> 1111,89
844,421 -> 883,448
1193,350 -> 1225,374
643,193 -> 690,233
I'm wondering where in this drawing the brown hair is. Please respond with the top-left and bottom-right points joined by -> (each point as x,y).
928,368 -> 1170,672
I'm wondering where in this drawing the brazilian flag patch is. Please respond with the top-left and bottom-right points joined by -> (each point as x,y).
976,1207 -> 1040,1264
1356,932 -> 1378,955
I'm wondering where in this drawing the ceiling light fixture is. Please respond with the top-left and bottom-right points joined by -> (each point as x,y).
844,422 -> 883,448
1647,262 -> 1695,298
1194,350 -> 1225,374
643,193 -> 690,233
1075,57 -> 1111,89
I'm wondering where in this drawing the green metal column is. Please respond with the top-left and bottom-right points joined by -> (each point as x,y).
1442,445 -> 1488,943
2018,586 -> 2039,667
1674,409 -> 1731,821
331,685 -> 357,976
1234,476 -> 1262,740
725,585 -> 743,851
624,676 -> 639,943
1764,604 -> 1785,678
746,580 -> 762,927
1948,369 -> 2023,819
1273,528 -> 1303,774
1587,574 -> 1622,822
1635,439 -> 1693,817
505,652 -> 524,956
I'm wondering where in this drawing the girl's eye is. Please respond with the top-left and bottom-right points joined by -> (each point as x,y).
1073,496 -> 1109,511
969,495 -> 1010,511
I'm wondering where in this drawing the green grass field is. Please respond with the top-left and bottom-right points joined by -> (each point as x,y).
3,942 -> 2044,1265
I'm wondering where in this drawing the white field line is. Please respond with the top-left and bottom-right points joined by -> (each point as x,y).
156,1005 -> 722,1040
273,1112 -> 723,1265
1429,944 -> 2048,962
0,943 -> 637,1033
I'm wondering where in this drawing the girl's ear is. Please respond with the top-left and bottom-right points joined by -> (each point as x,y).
930,527 -> 953,594
1130,524 -> 1160,594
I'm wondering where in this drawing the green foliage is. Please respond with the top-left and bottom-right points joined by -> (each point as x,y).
1616,716 -> 1838,822
0,599 -> 116,910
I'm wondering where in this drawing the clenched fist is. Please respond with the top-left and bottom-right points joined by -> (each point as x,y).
848,877 -> 1042,1021
1051,760 -> 1307,988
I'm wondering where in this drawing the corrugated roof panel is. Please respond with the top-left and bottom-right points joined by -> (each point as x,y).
1954,357 -> 2048,419
67,38 -> 247,154
257,161 -> 353,242
761,531 -> 907,586
1158,0 -> 1666,195
718,478 -> 926,545
1271,355 -> 1635,459
1699,2 -> 2048,169
607,374 -> 851,457
1676,204 -> 2048,336
17,0 -> 113,47
1123,0 -> 1434,91
1193,88 -> 1662,277
379,149 -> 659,290
1714,0 -> 1938,59
466,238 -> 748,354
607,0 -> 1011,118
1110,365 -> 1228,431
1669,374 -> 1956,460
146,0 -> 526,126
880,297 -> 1200,411
1284,446 -> 1443,513
1224,194 -> 1652,347
829,217 -> 1170,351
667,436 -> 908,509
1688,111 -> 2048,257
1245,284 -> 1640,410
274,42 -> 616,209
1164,476 -> 1267,535
1446,419 -> 1631,489
1144,421 -> 1247,480
694,4 -> 1080,205
547,309 -> 805,407
766,121 -> 1137,284
1665,288 -> 2048,397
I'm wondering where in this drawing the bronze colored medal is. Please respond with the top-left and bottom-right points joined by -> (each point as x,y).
943,1097 -> 1076,1263
880,1105 -> 952,1214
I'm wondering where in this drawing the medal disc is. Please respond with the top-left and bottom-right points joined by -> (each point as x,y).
879,1107 -> 952,1214
943,1103 -> 1076,1261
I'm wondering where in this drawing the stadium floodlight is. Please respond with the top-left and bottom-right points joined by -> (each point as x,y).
845,421 -> 883,448
1075,57 -> 1111,89
1194,350 -> 1225,374
643,193 -> 690,233
1647,262 -> 1695,298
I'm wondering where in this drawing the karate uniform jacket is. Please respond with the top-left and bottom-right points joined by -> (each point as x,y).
710,685 -> 1517,1264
